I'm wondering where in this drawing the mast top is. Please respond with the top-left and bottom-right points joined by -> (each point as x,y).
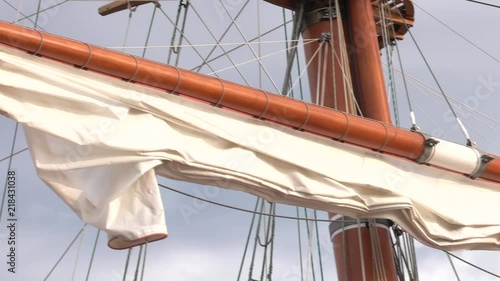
264,0 -> 415,45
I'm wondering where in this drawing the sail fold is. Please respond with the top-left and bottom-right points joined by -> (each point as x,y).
1,46 -> 500,251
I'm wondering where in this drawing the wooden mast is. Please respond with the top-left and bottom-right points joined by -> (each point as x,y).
268,1 -> 414,280
302,1 -> 395,280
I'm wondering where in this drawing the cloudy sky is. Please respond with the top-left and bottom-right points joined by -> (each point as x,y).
0,0 -> 499,280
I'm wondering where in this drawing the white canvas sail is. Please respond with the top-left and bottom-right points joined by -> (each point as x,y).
1,45 -> 499,251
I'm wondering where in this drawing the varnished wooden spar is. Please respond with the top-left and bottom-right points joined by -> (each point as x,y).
0,21 -> 498,183
98,1 -> 157,16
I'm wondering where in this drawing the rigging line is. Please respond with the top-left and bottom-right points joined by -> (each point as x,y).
157,6 -> 220,77
414,2 -> 500,64
236,198 -> 260,281
320,39 -> 328,106
194,0 -> 251,73
391,27 -> 417,130
84,229 -> 100,281
281,1 -> 305,96
71,225 -> 86,281
248,200 -> 266,281
133,245 -> 144,281
296,207 -> 305,281
121,2 -> 136,53
328,0 -> 336,109
315,41 -> 324,105
258,0 -> 262,89
208,39 -> 317,77
217,0 -> 281,94
446,251 -> 500,279
0,123 -> 19,223
190,19 -> 293,71
313,211 -> 325,281
393,7 -> 472,146
356,219 -> 367,281
158,183 -> 357,223
168,0 -> 190,66
259,203 -> 276,281
380,2 -> 400,126
410,86 -> 500,151
122,248 -> 133,281
0,147 -> 28,164
397,70 -> 500,145
408,236 -> 419,280
392,231 -> 415,280
447,252 -> 462,281
14,0 -> 69,24
294,33 -> 305,101
466,0 -> 500,9
110,39 -> 312,50
43,224 -> 87,281
189,2 -> 251,86
286,41 -> 324,97
304,209 -> 316,281
141,4 -> 158,58
14,0 -> 22,23
2,0 -> 39,28
390,66 -> 500,131
139,241 -> 148,281
34,0 -> 42,29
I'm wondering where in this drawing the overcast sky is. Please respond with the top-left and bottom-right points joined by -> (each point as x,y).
0,0 -> 499,280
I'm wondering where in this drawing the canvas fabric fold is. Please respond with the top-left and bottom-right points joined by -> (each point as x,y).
1,46 -> 499,250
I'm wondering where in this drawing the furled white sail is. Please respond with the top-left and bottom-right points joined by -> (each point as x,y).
1,46 -> 499,251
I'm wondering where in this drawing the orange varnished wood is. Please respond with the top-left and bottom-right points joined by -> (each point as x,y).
0,21 -> 497,183
332,226 -> 397,281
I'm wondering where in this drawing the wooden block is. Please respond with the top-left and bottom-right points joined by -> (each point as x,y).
98,1 -> 157,16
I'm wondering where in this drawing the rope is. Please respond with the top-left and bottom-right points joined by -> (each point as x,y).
121,1 -> 137,53
296,207 -> 305,281
2,0 -> 43,29
447,252 -> 462,281
304,209 -> 316,281
71,226 -> 87,281
313,211 -> 325,281
286,41 -> 324,97
259,203 -> 276,281
43,224 -> 87,281
139,242 -> 148,281
393,7 -> 473,146
167,0 -> 189,66
189,2 -> 251,86
217,0 -> 281,94
15,0 -> 69,24
111,39 -> 309,50
191,19 -> 293,71
356,219 -> 367,281
133,246 -> 144,281
122,248 -> 133,281
281,1 -> 304,95
194,0 -> 251,72
14,0 -> 22,23
379,1 -> 400,126
236,198 -> 261,281
159,183 -> 356,223
415,2 -> 500,64
141,5 -> 158,58
248,200 -> 266,281
157,6 -> 220,76
391,28 -> 418,130
209,40 -> 317,77
34,0 -> 42,29
446,251 -> 500,279
84,230 -> 100,281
